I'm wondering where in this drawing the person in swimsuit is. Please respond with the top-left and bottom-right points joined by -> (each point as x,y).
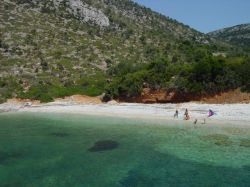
184,109 -> 190,120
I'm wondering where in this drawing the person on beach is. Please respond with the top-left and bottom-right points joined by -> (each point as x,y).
184,109 -> 190,120
174,110 -> 179,118
208,109 -> 215,117
194,110 -> 211,125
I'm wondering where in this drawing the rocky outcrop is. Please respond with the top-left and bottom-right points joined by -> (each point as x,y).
199,89 -> 250,104
107,100 -> 118,105
118,88 -> 183,103
52,0 -> 110,27
118,88 -> 250,104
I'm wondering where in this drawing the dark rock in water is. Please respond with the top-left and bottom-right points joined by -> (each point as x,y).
88,140 -> 119,152
240,140 -> 250,148
0,150 -> 22,164
50,132 -> 69,137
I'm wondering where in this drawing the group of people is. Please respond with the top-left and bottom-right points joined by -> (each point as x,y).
173,108 -> 215,124
174,109 -> 190,120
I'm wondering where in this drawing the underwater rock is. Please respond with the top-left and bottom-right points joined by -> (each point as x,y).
240,140 -> 250,148
0,150 -> 22,164
88,140 -> 119,152
200,134 -> 233,146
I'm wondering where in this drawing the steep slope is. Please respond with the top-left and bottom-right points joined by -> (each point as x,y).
208,23 -> 250,51
0,0 -> 236,102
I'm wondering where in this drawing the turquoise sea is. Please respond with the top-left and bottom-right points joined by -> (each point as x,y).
0,112 -> 250,187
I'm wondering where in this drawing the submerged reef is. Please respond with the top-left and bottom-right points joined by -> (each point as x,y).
88,140 -> 119,152
240,140 -> 250,148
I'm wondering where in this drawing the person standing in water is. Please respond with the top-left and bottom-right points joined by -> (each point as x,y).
184,108 -> 190,120
174,110 -> 179,118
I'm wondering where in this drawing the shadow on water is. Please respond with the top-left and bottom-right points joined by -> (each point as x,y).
88,140 -> 119,152
119,151 -> 250,187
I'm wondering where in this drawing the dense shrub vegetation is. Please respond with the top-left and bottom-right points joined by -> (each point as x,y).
17,73 -> 107,102
105,55 -> 250,99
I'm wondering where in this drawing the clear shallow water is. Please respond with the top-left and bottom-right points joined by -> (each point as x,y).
0,113 -> 250,187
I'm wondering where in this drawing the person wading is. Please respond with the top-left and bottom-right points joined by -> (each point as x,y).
184,109 -> 190,120
174,110 -> 179,118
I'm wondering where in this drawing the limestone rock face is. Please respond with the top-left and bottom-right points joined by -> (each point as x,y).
66,0 -> 109,27
45,0 -> 110,27
69,0 -> 109,27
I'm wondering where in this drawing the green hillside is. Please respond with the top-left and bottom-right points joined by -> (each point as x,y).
208,23 -> 250,52
0,0 -> 248,103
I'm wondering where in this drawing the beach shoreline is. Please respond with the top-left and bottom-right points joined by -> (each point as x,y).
0,100 -> 249,127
